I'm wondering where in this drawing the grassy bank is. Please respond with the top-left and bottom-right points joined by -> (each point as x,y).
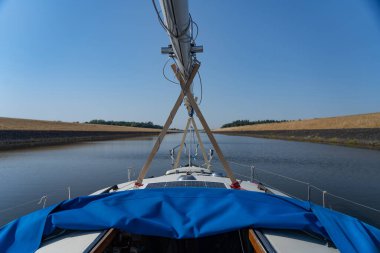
0,117 -> 160,150
0,117 -> 161,132
215,113 -> 380,150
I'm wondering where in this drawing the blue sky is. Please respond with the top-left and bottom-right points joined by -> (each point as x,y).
0,0 -> 379,128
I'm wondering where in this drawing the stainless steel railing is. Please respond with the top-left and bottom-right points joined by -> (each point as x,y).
229,161 -> 380,213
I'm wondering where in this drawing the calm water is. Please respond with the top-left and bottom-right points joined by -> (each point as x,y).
0,134 -> 379,228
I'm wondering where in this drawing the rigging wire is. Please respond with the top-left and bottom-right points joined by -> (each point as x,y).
197,71 -> 203,105
162,58 -> 204,106
152,0 -> 192,41
229,160 -> 380,213
153,0 -> 203,105
191,19 -> 199,42
162,58 -> 180,85
152,0 -> 198,78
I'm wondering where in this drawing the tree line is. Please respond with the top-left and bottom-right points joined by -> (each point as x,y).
86,119 -> 163,129
221,119 -> 288,128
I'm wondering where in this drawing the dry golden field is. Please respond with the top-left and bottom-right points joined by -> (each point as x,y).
0,117 -> 160,132
215,113 -> 380,132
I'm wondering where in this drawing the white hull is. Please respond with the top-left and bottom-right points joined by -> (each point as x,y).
36,166 -> 339,253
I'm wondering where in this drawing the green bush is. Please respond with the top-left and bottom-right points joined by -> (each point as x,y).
221,119 -> 288,128
86,120 -> 163,129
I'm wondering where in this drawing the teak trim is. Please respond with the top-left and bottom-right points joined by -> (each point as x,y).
248,229 -> 267,253
89,228 -> 118,253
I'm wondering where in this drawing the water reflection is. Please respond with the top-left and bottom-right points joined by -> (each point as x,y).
0,134 -> 379,227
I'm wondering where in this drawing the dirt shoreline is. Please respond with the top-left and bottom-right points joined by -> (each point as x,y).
214,128 -> 380,150
0,130 -> 160,151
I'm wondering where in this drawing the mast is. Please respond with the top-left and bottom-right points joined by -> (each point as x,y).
156,0 -> 195,78
135,0 -> 240,188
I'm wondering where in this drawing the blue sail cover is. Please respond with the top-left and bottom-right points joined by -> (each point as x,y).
0,188 -> 379,253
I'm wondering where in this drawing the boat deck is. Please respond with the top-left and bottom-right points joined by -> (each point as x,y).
37,166 -> 339,253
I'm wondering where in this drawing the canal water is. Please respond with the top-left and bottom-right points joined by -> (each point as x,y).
0,134 -> 379,228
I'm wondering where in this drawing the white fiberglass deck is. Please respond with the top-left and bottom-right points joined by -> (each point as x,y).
36,166 -> 339,253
